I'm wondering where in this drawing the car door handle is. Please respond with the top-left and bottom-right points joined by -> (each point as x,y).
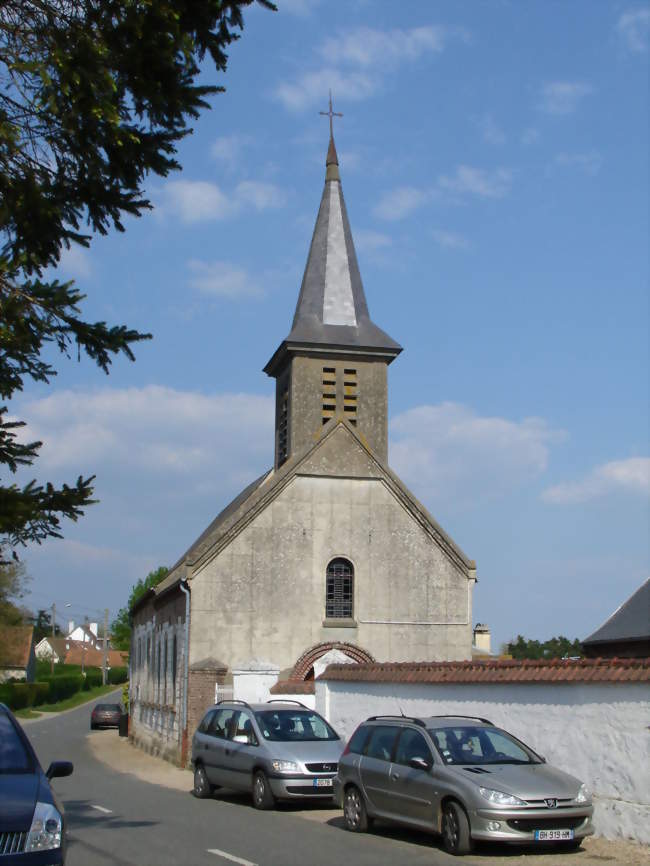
392,773 -> 400,780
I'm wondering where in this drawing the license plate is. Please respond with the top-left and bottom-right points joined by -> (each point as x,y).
534,829 -> 574,841
313,778 -> 333,788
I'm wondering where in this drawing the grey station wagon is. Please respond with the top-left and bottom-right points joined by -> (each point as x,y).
191,700 -> 343,808
334,714 -> 594,856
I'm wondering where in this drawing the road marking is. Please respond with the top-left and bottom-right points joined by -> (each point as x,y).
91,805 -> 113,814
206,849 -> 257,866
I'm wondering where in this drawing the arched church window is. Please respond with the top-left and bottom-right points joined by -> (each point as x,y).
326,558 -> 354,619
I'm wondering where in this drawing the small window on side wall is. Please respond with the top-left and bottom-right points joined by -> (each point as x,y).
325,557 -> 354,619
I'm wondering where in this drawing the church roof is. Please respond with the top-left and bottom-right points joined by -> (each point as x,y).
264,135 -> 401,375
582,578 -> 650,646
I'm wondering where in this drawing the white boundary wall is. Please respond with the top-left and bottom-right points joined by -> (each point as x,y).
315,679 -> 650,844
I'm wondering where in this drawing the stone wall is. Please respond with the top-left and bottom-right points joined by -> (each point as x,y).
130,588 -> 187,764
315,678 -> 650,844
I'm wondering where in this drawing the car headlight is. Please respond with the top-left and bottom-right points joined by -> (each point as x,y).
479,787 -> 527,807
271,760 -> 299,773
575,783 -> 592,804
25,801 -> 63,852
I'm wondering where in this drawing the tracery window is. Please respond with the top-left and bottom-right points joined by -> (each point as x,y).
325,558 -> 354,619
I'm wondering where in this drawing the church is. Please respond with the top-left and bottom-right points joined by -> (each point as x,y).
130,126 -> 477,764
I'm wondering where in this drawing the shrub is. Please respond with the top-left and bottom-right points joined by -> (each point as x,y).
84,669 -> 103,689
0,682 -> 50,710
107,667 -> 128,685
46,675 -> 84,703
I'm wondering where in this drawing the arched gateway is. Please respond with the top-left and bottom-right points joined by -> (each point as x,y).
290,641 -> 375,682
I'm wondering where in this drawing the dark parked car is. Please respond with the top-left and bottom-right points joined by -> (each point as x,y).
192,700 -> 343,808
90,703 -> 122,730
334,714 -> 593,856
0,703 -> 73,865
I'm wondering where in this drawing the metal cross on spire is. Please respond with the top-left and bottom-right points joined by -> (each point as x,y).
319,90 -> 343,138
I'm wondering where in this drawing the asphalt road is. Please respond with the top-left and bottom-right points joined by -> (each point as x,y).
21,698 -> 642,866
23,694 -> 470,866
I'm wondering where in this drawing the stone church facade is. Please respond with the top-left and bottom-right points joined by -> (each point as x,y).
130,133 -> 476,764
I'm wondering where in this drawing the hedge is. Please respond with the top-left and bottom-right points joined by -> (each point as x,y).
0,669 -> 128,710
107,667 -> 128,684
0,682 -> 50,710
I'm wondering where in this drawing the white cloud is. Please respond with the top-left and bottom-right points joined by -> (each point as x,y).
17,385 -> 274,500
278,0 -> 322,15
373,186 -> 430,220
477,114 -> 506,145
274,25 -> 453,111
538,81 -> 593,115
541,458 -> 650,504
431,229 -> 470,250
187,260 -> 263,299
438,165 -> 513,199
210,134 -> 251,169
158,179 -> 285,223
235,180 -> 286,211
521,127 -> 540,146
320,26 -> 445,68
552,151 -> 603,176
274,68 -> 375,111
57,245 -> 92,279
354,230 -> 393,252
390,402 -> 565,510
617,8 -> 650,53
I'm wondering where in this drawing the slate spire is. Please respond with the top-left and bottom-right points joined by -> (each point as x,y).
264,132 -> 401,375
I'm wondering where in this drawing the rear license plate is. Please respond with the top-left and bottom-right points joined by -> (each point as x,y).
534,829 -> 574,841
313,778 -> 333,788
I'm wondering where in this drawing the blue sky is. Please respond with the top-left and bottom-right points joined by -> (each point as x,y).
15,0 -> 649,651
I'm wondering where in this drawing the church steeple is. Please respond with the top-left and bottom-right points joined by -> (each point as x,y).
265,112 -> 402,469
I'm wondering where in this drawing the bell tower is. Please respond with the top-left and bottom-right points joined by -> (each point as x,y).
264,101 -> 401,468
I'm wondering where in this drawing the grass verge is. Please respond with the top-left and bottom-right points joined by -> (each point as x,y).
14,683 -> 121,718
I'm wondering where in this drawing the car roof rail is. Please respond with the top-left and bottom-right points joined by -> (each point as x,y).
216,699 -> 252,709
366,715 -> 426,728
265,699 -> 307,708
425,714 -> 494,725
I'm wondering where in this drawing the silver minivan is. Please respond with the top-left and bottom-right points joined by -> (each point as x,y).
334,714 -> 594,855
191,700 -> 343,809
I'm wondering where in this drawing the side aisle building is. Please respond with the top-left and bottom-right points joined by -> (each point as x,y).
130,133 -> 477,763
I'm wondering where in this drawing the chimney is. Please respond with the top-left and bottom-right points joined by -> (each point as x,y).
90,622 -> 98,637
473,623 -> 491,654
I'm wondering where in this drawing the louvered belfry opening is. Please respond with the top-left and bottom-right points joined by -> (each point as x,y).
326,557 -> 354,619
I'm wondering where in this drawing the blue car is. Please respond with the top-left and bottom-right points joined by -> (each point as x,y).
0,703 -> 73,864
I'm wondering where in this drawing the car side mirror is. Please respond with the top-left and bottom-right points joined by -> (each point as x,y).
409,756 -> 432,772
46,761 -> 73,780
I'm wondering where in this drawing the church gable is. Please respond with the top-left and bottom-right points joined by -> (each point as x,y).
299,420 -> 382,479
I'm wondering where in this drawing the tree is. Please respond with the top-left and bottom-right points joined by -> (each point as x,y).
110,565 -> 168,650
0,0 -> 275,560
27,608 -> 62,642
0,559 -> 30,624
505,634 -> 583,660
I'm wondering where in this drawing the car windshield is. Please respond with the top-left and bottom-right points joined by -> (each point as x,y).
95,704 -> 120,712
0,713 -> 34,774
255,710 -> 339,742
427,725 -> 541,765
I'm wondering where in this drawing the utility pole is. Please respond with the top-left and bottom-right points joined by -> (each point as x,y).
50,603 -> 56,674
102,607 -> 109,685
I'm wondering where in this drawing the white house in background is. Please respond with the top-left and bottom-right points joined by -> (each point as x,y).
67,621 -> 98,647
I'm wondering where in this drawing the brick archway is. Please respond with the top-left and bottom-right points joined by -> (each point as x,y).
290,641 -> 375,682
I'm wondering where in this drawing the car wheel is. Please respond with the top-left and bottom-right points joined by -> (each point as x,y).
441,800 -> 473,856
343,785 -> 371,833
252,771 -> 275,810
192,764 -> 213,799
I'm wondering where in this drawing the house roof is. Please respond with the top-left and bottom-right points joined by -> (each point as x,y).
0,626 -> 34,669
317,657 -> 650,685
37,636 -> 84,657
64,647 -> 127,668
264,135 -> 401,376
582,578 -> 650,646
139,420 -> 476,614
